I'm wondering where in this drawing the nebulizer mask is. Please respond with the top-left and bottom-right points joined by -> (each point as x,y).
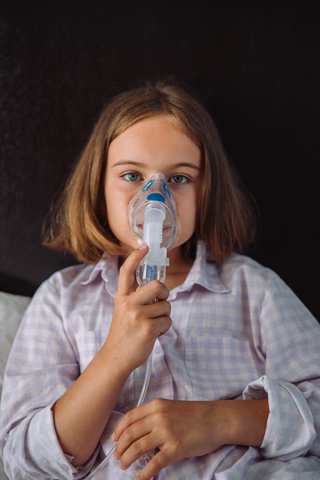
85,174 -> 179,479
129,172 -> 180,286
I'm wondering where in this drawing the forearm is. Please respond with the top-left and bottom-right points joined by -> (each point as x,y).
221,398 -> 269,447
52,345 -> 131,467
53,248 -> 171,469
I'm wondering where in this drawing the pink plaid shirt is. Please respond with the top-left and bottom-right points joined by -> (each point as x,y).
1,241 -> 320,479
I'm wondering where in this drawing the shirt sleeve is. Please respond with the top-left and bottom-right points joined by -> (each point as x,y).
243,273 -> 320,461
0,277 -> 100,479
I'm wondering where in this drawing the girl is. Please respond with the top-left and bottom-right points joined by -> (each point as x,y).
1,80 -> 320,480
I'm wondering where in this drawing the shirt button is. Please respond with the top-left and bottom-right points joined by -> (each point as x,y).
155,345 -> 161,354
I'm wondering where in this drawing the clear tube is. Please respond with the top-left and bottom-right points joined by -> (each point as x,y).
85,272 -> 158,478
85,352 -> 153,479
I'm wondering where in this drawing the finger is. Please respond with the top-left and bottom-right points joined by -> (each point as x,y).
134,280 -> 170,304
134,295 -> 170,320
146,314 -> 172,338
114,418 -> 152,462
118,433 -> 163,473
136,449 -> 174,480
113,403 -> 152,442
142,304 -> 172,337
145,300 -> 171,319
117,244 -> 148,296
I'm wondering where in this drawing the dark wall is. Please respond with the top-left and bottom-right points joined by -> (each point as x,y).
0,1 -> 319,320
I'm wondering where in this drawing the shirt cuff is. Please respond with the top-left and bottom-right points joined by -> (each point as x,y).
24,402 -> 100,479
243,375 -> 316,460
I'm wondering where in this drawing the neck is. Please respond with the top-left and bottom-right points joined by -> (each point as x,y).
164,246 -> 194,291
167,246 -> 192,274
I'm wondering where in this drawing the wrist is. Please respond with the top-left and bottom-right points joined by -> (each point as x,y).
226,399 -> 269,447
99,342 -> 135,379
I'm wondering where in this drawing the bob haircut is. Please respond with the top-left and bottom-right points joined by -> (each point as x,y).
44,79 -> 257,264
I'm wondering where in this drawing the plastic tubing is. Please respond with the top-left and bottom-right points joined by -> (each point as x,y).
85,352 -> 153,479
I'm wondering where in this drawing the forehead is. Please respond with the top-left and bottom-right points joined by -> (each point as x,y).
107,116 -> 201,166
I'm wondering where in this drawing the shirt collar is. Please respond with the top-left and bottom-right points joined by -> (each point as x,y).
81,252 -> 119,290
81,241 -> 230,297
169,241 -> 230,299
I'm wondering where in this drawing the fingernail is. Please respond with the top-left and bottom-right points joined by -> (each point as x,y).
137,243 -> 148,251
119,461 -> 126,470
113,450 -> 120,460
111,432 -> 117,441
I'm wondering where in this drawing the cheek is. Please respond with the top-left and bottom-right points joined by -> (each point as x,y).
105,188 -> 123,225
184,205 -> 197,230
105,187 -> 134,231
177,195 -> 197,234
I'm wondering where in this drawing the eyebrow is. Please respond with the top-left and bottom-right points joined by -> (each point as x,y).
111,160 -> 201,171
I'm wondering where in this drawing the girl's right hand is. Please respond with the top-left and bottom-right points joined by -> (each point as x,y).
102,244 -> 172,374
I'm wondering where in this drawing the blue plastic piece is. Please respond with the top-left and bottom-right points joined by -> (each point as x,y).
142,180 -> 154,192
147,193 -> 166,202
163,183 -> 170,196
146,266 -> 157,282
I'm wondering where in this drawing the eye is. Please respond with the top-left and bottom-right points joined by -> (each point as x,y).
122,172 -> 142,182
169,175 -> 189,184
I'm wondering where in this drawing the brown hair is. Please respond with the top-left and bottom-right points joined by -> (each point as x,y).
43,79 -> 257,264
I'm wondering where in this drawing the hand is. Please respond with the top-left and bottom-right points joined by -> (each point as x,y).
111,399 -> 229,480
103,245 -> 172,374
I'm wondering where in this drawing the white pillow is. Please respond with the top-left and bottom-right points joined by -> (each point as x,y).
0,291 -> 31,400
0,291 -> 31,480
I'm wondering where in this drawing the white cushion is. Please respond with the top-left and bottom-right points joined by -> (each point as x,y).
0,291 -> 31,480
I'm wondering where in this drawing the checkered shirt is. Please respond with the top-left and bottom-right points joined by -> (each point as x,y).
1,241 -> 320,479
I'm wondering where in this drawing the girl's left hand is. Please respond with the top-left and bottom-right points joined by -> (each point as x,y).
111,399 -> 229,480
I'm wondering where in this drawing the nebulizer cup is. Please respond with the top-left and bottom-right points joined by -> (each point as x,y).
85,173 -> 178,479
136,202 -> 168,286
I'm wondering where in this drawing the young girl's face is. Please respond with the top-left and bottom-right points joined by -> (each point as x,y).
104,116 -> 202,258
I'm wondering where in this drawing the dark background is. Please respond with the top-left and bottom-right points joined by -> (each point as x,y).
0,1 -> 319,320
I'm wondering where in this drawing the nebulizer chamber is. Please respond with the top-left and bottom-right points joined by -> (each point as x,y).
85,174 -> 178,478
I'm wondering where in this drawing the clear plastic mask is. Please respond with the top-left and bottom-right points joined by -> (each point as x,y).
128,173 -> 180,251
